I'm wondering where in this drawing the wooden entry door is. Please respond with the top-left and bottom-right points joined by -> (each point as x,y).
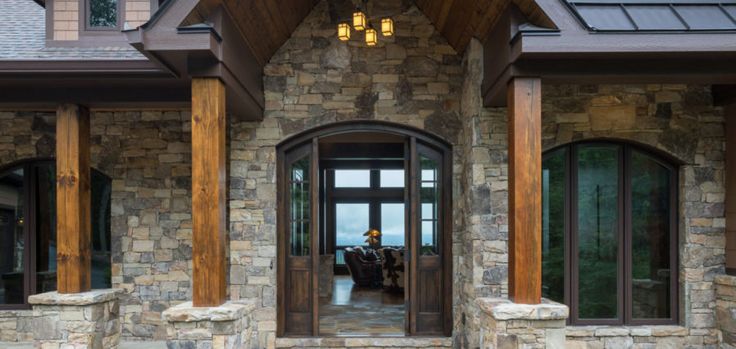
407,138 -> 452,336
278,139 -> 319,336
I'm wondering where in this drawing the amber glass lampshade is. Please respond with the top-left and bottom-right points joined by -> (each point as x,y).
353,11 -> 366,31
337,22 -> 351,41
365,28 -> 378,46
381,18 -> 394,36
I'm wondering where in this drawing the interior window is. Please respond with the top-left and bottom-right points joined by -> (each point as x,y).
0,161 -> 112,308
380,170 -> 404,188
541,142 -> 677,325
88,0 -> 119,29
334,170 -> 370,188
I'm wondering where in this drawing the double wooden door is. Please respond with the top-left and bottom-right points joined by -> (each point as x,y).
277,134 -> 452,337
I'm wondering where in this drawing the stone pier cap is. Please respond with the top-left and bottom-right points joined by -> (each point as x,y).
28,288 -> 123,305
162,301 -> 255,322
476,297 -> 569,320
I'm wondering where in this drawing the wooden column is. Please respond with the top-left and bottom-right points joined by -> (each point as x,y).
507,77 -> 542,304
56,104 -> 91,294
191,77 -> 228,307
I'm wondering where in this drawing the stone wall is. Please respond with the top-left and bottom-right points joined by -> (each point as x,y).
0,109 -> 193,341
229,1 -> 464,347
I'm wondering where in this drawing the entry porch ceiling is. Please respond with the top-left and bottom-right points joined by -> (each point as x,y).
181,0 -> 554,64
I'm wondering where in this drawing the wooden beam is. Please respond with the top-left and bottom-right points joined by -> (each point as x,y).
56,104 -> 91,294
191,77 -> 228,307
507,77 -> 542,304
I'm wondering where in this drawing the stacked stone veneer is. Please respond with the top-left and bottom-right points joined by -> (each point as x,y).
27,289 -> 123,349
162,302 -> 253,349
717,275 -> 736,347
232,1 -> 464,347
0,110 -> 193,341
476,298 -> 568,349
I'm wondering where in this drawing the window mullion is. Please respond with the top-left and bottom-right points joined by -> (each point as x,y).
621,145 -> 631,325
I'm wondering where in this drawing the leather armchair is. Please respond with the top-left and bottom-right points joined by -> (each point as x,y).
343,247 -> 382,287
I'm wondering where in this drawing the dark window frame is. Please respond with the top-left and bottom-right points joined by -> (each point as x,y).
83,0 -> 124,32
543,140 -> 679,326
0,159 -> 112,310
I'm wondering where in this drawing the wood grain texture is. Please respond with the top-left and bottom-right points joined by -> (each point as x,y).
415,0 -> 554,54
507,77 -> 542,304
183,0 -> 320,67
191,78 -> 228,307
56,104 -> 91,294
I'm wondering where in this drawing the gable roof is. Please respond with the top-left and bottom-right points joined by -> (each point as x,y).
0,0 -> 145,61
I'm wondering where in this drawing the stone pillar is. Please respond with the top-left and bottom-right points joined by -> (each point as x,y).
162,301 -> 253,349
28,289 -> 123,349
716,275 -> 736,346
476,298 -> 568,349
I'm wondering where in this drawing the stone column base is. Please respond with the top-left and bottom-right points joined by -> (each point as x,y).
476,297 -> 569,349
716,275 -> 736,346
28,289 -> 123,349
162,301 -> 254,349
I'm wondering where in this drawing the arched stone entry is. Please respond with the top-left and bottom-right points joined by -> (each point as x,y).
275,121 -> 453,337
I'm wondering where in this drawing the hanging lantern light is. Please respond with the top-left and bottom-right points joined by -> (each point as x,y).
337,22 -> 351,41
353,10 -> 366,31
381,18 -> 394,36
365,27 -> 378,46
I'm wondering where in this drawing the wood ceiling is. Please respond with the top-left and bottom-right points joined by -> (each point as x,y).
183,0 -> 321,67
414,0 -> 555,54
181,0 -> 554,65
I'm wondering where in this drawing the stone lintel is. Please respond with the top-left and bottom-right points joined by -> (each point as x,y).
716,274 -> 736,287
28,288 -> 123,306
476,297 -> 569,321
162,301 -> 254,323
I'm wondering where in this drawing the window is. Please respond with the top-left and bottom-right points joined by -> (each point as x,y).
542,142 -> 677,325
86,0 -> 121,30
0,160 -> 111,309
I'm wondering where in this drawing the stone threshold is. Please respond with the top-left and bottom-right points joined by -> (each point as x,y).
566,325 -> 690,337
0,341 -> 167,349
275,336 -> 453,348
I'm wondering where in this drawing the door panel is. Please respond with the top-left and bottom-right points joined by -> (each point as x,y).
409,140 -> 448,335
280,141 -> 319,336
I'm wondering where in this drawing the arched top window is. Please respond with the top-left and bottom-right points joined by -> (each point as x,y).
0,159 -> 112,309
542,141 -> 678,325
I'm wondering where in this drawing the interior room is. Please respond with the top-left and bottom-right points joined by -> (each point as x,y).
317,132 -> 407,336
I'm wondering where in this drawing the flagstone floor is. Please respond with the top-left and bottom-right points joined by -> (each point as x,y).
319,275 -> 405,336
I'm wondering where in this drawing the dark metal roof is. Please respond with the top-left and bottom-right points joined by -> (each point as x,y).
567,0 -> 736,32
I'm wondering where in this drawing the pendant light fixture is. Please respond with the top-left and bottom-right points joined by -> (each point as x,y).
381,18 -> 394,36
338,1 -> 393,47
337,22 -> 351,41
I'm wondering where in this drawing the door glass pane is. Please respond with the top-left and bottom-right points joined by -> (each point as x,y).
381,203 -> 404,246
335,203 -> 370,248
91,171 -> 112,289
89,0 -> 118,28
576,144 -> 619,319
334,170 -> 370,188
35,164 -> 57,294
380,170 -> 404,188
290,157 -> 310,256
419,156 -> 438,256
0,167 -> 25,304
631,150 -> 671,319
542,148 -> 566,304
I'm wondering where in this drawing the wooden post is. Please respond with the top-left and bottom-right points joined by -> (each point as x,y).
191,77 -> 228,307
507,77 -> 542,304
56,104 -> 91,294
